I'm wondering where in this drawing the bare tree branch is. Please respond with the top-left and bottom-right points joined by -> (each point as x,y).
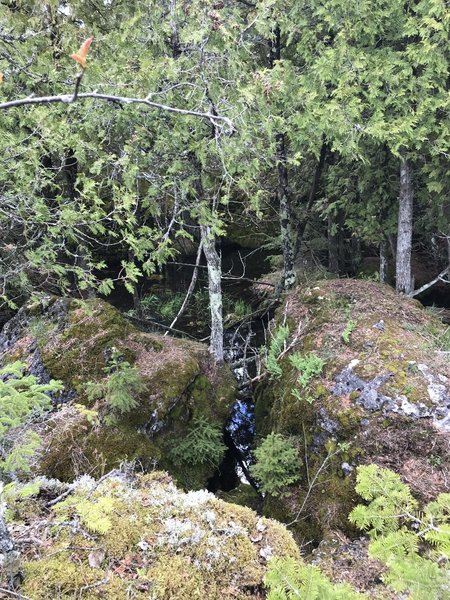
409,265 -> 450,298
166,240 -> 203,334
0,73 -> 234,129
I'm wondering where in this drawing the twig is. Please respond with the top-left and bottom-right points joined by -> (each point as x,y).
0,589 -> 32,600
126,314 -> 202,341
166,240 -> 203,334
47,485 -> 73,507
79,579 -> 109,594
409,265 -> 450,298
0,90 -> 234,129
285,448 -> 341,527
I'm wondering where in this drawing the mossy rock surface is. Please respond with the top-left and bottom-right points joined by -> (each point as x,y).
0,297 -> 236,487
9,471 -> 300,600
254,279 -> 450,545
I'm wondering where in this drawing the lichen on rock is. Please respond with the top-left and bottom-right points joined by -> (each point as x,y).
8,470 -> 300,600
254,279 -> 450,545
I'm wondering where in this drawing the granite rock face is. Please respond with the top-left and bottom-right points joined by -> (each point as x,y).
255,279 -> 450,544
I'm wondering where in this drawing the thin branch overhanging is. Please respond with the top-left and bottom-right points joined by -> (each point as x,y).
0,70 -> 235,131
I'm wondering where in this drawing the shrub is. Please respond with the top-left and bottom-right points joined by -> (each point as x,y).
169,415 -> 226,468
250,433 -> 301,497
86,348 -> 146,418
0,361 -> 62,477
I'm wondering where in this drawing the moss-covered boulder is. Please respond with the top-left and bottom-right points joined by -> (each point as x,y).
6,471 -> 300,599
0,297 -> 236,488
254,279 -> 450,545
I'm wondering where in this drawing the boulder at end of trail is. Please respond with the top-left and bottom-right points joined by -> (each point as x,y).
255,279 -> 450,544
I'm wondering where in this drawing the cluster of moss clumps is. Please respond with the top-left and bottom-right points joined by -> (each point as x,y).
9,471 -> 300,600
1,297 -> 236,488
254,279 -> 450,545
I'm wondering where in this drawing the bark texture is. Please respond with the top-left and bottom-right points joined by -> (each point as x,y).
380,239 -> 389,283
276,133 -> 296,290
396,156 -> 414,294
201,225 -> 224,363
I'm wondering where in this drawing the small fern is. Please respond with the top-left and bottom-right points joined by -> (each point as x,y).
288,352 -> 325,388
265,325 -> 290,380
264,557 -> 366,599
342,319 -> 356,344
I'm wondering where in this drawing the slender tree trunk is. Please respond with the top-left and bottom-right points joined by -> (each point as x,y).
276,133 -> 296,290
380,239 -> 389,283
270,27 -> 296,291
328,212 -> 340,274
201,225 -> 224,364
396,155 -> 414,294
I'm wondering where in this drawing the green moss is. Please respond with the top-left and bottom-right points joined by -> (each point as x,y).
40,417 -> 158,481
17,472 -> 300,600
40,299 -> 134,392
147,555 -> 207,599
8,298 -> 235,489
218,484 -> 261,512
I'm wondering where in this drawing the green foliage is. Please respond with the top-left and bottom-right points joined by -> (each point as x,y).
342,319 -> 356,344
250,433 -> 301,497
55,494 -> 116,534
288,352 -> 325,388
105,364 -> 146,415
349,465 -> 450,600
0,362 -> 61,437
226,298 -> 252,320
169,415 -> 226,469
1,432 -> 42,477
349,464 -> 418,535
86,348 -> 146,417
130,290 -> 251,326
264,557 -> 366,600
0,362 -> 62,477
74,403 -> 100,426
266,325 -> 290,380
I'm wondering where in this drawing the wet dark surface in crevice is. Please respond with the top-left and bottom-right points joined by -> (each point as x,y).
107,245 -> 273,495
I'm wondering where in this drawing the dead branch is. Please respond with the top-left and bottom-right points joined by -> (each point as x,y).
166,240 -> 203,334
0,78 -> 234,129
409,265 -> 450,298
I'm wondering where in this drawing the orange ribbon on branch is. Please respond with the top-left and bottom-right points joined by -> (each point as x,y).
70,36 -> 94,69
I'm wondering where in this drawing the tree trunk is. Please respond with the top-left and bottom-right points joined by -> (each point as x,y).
380,239 -> 389,283
276,133 -> 296,290
328,212 -> 340,274
396,155 -> 414,294
270,28 -> 296,292
201,225 -> 224,364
